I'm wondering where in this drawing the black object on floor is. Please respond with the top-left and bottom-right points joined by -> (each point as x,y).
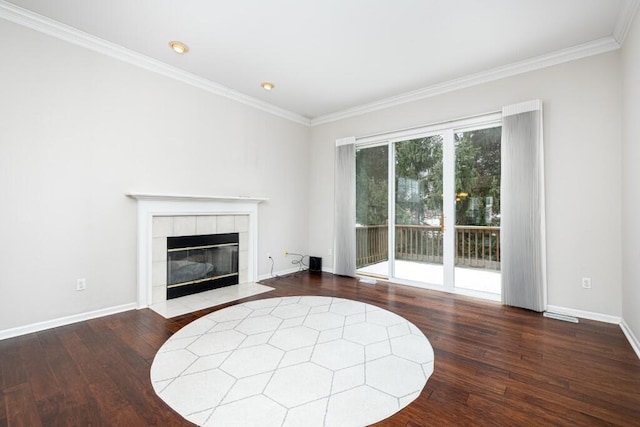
309,256 -> 322,272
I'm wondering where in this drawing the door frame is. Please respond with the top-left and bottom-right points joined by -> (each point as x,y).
355,113 -> 502,300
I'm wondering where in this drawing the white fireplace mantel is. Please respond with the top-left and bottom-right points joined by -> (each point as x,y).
126,192 -> 268,204
127,193 -> 268,308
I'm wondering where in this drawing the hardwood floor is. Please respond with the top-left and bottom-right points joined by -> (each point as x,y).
1,272 -> 639,426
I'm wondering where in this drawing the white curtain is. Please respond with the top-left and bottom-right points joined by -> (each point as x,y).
334,137 -> 356,277
501,100 -> 547,312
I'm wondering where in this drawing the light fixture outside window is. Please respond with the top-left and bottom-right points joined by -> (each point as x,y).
261,82 -> 275,91
168,41 -> 189,54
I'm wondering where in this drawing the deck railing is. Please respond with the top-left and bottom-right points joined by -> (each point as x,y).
356,225 -> 500,270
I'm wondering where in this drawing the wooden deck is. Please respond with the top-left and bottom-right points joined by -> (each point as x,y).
357,225 -> 501,270
1,272 -> 639,426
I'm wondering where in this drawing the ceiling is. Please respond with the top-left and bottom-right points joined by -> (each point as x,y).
2,0 -> 638,124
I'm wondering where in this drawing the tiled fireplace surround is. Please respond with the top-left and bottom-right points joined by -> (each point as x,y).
128,194 -> 265,308
151,214 -> 249,304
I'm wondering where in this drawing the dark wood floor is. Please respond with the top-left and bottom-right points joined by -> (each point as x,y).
1,272 -> 639,426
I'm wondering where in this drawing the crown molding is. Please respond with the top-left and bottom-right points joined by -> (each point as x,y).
310,37 -> 620,126
1,0 -> 630,128
614,0 -> 640,44
0,0 -> 311,126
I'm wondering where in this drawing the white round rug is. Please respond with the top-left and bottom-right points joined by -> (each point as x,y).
151,296 -> 434,426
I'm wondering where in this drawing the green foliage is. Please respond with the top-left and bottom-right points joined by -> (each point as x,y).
454,127 -> 501,226
356,145 -> 388,225
395,136 -> 443,225
356,127 -> 501,227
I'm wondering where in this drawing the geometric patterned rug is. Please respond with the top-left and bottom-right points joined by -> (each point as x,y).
151,296 -> 434,426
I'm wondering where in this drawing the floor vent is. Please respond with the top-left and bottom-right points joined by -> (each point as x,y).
543,311 -> 579,323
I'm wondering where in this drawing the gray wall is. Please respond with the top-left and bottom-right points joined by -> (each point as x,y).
308,52 -> 623,318
2,12 -> 638,347
0,20 -> 310,331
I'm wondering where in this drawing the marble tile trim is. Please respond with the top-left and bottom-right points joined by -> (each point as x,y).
150,296 -> 435,427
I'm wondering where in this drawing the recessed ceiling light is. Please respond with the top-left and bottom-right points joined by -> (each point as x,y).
261,82 -> 275,91
168,41 -> 189,54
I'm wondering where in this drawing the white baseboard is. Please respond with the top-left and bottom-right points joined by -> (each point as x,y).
545,304 -> 621,324
546,306 -> 639,360
0,303 -> 137,341
620,319 -> 640,359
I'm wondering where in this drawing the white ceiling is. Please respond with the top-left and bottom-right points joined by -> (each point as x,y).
2,0 -> 638,123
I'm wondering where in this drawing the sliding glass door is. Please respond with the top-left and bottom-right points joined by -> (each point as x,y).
394,135 -> 445,286
453,127 -> 502,294
354,116 -> 501,299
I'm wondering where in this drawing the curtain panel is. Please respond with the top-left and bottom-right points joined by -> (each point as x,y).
501,100 -> 547,312
334,137 -> 357,277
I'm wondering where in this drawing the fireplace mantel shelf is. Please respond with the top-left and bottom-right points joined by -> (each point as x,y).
126,193 -> 268,203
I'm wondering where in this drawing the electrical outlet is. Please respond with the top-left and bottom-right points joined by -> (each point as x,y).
328,248 -> 333,256
267,252 -> 272,259
581,277 -> 592,289
76,278 -> 86,291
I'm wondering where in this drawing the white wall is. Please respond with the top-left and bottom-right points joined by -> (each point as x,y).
0,20 -> 309,331
621,12 -> 640,342
0,12 -> 631,335
309,52 -> 623,318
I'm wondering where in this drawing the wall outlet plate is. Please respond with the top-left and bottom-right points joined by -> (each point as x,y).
581,277 -> 592,289
76,278 -> 86,291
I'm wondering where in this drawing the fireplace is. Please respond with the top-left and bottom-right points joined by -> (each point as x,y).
166,233 -> 239,299
128,193 -> 266,308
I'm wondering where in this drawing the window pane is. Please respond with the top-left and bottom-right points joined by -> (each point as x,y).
355,145 -> 389,277
394,135 -> 444,285
454,126 -> 501,294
